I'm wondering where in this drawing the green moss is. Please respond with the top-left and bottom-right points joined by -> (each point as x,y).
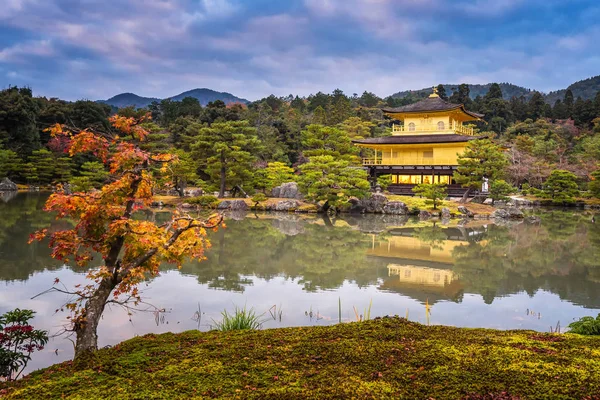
3,318 -> 600,399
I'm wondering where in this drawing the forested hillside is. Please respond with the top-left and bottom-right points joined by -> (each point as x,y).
1,83 -> 600,203
392,76 -> 600,104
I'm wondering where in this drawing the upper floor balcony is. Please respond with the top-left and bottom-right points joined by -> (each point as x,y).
392,121 -> 476,136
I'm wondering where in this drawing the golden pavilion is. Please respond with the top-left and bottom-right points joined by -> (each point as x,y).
353,87 -> 484,196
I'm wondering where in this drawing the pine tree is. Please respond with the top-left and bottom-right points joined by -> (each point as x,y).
27,149 -> 56,185
542,170 -> 579,204
436,84 -> 448,101
0,149 -> 24,181
412,183 -> 447,209
190,120 -> 261,197
527,92 -> 546,120
454,139 -> 508,202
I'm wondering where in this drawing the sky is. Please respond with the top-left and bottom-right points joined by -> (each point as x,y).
0,0 -> 599,101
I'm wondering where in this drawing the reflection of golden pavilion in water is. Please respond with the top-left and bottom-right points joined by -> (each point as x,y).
368,228 -> 476,303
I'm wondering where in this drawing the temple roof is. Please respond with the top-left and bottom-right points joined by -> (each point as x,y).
382,96 -> 484,120
353,134 -> 480,145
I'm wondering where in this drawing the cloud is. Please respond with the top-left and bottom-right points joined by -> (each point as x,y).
0,0 -> 598,100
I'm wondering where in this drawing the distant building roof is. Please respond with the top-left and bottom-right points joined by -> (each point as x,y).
353,134 -> 480,145
382,96 -> 484,120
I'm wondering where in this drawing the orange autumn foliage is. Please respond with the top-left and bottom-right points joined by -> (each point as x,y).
32,114 -> 224,327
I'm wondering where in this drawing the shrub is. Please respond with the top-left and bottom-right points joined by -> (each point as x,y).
189,195 -> 219,208
542,170 -> 580,204
213,306 -> 265,331
568,314 -> 600,335
412,183 -> 447,210
251,193 -> 268,206
0,309 -> 48,381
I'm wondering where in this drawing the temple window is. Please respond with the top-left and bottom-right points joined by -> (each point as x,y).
437,121 -> 445,130
408,122 -> 416,131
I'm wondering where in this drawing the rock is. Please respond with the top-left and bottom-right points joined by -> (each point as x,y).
491,207 -> 524,219
383,201 -> 408,215
419,210 -> 431,220
274,200 -> 300,211
347,197 -> 366,214
361,193 -> 388,213
271,182 -> 302,199
180,203 -> 194,209
151,201 -> 164,208
490,209 -> 509,219
458,206 -> 474,218
0,178 -> 17,191
441,207 -> 451,219
506,207 -> 524,219
216,200 -> 232,209
230,200 -> 249,211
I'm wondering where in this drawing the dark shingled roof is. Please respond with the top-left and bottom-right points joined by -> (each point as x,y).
382,96 -> 484,119
353,134 -> 480,145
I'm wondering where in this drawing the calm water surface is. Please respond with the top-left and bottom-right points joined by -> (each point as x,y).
1,192 -> 600,374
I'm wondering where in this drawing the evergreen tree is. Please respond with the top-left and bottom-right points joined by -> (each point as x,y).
312,106 -> 327,125
449,84 -> 472,108
0,87 -> 41,156
488,180 -> 515,205
27,149 -> 55,185
290,96 -> 306,112
553,99 -> 568,119
509,96 -> 528,122
253,162 -> 295,194
190,120 -> 261,197
339,117 -> 375,139
0,149 -> 23,181
563,89 -> 574,118
301,124 -> 358,162
594,92 -> 600,118
436,84 -> 448,101
359,91 -> 380,107
542,170 -> 579,204
328,89 -> 352,125
527,92 -> 546,120
298,155 -> 370,213
412,183 -> 447,209
454,139 -> 508,201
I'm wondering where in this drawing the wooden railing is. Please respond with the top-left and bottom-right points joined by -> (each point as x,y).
362,157 -> 458,166
392,123 -> 476,136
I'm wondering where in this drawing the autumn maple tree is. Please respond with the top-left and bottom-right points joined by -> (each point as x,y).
29,114 -> 223,357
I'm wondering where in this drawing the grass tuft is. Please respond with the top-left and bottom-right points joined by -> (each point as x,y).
212,305 -> 265,331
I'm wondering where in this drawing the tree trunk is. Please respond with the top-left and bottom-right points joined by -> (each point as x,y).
460,187 -> 472,203
74,277 -> 118,358
219,151 -> 226,198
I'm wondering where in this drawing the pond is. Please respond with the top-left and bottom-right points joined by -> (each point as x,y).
2,192 -> 600,374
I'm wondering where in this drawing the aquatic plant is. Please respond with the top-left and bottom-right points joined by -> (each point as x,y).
213,306 -> 265,331
568,314 -> 600,335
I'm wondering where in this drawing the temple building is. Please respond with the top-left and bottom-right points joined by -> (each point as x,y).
353,87 -> 484,196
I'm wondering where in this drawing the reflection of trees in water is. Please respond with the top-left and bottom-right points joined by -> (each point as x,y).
178,217 -> 386,292
4,195 -> 600,309
451,213 -> 600,307
0,193 -> 66,281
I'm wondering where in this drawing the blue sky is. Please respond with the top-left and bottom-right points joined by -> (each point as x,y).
0,0 -> 599,101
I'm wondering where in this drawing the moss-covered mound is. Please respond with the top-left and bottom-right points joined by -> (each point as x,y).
2,318 -> 600,399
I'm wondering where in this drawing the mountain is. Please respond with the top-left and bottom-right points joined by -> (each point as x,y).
544,75 -> 600,105
100,88 -> 249,109
101,93 -> 160,109
390,83 -> 533,101
168,88 -> 249,105
390,76 -> 600,104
